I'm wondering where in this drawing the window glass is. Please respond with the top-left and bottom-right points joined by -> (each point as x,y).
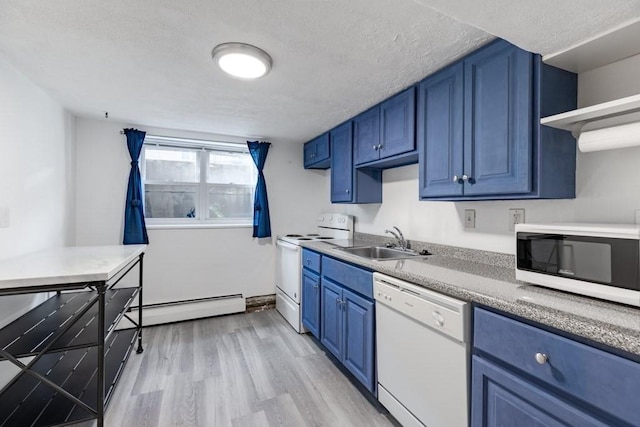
141,141 -> 255,225
145,147 -> 199,183
208,151 -> 256,185
144,184 -> 197,219
207,185 -> 253,219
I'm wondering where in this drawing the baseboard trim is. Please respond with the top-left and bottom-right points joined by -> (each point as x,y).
117,294 -> 246,328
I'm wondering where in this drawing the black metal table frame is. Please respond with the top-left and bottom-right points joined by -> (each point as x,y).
0,252 -> 144,427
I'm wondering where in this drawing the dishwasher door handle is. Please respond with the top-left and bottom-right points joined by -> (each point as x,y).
432,310 -> 445,327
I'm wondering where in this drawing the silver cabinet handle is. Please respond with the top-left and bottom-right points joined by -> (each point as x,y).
535,353 -> 548,364
377,144 -> 383,150
461,174 -> 469,181
345,189 -> 350,193
305,259 -> 311,265
453,175 -> 459,182
313,284 -> 319,289
373,145 -> 378,150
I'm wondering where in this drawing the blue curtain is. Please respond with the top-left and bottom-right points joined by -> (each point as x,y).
247,141 -> 272,238
123,128 -> 149,245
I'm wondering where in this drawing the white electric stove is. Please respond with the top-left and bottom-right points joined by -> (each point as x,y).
275,213 -> 354,332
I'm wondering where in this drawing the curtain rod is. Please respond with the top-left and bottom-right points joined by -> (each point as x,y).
119,130 -> 270,147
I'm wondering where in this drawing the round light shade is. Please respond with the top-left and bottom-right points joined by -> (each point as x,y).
211,43 -> 272,79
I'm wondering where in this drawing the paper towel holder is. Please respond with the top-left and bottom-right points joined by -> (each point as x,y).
541,93 -> 640,152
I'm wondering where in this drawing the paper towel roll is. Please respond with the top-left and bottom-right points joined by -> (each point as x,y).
578,121 -> 640,152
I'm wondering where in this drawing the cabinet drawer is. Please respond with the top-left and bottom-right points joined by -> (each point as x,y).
474,308 -> 640,426
302,249 -> 321,273
322,256 -> 373,299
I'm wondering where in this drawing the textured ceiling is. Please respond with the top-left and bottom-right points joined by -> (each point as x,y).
0,1 -> 638,144
414,0 -> 640,55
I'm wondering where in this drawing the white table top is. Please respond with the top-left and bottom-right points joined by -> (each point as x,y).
0,245 -> 146,291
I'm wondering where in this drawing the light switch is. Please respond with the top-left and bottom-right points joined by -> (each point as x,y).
464,209 -> 476,229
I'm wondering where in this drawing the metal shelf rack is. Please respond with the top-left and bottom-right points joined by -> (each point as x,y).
0,247 -> 145,427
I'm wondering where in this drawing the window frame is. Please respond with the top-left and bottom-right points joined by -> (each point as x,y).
141,136 -> 256,228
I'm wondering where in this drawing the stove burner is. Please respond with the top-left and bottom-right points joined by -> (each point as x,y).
306,233 -> 320,236
285,234 -> 303,237
297,238 -> 313,240
315,236 -> 334,240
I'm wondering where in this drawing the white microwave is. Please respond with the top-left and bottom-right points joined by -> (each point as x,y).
515,223 -> 640,307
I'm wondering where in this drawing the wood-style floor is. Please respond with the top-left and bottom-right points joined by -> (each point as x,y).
101,309 -> 396,427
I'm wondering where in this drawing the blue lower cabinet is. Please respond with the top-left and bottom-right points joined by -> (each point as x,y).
319,257 -> 376,395
320,278 -> 343,359
342,288 -> 375,392
301,269 -> 321,339
472,356 -> 607,427
472,307 -> 640,426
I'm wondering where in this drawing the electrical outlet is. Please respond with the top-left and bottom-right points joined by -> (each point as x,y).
464,209 -> 476,229
509,208 -> 525,232
0,206 -> 9,228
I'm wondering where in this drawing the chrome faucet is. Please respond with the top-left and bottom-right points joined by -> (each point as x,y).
385,226 -> 409,251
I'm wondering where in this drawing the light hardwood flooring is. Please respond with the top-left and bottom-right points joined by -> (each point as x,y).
100,309 -> 397,427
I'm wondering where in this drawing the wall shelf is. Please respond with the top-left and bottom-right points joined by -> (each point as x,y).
541,93 -> 640,134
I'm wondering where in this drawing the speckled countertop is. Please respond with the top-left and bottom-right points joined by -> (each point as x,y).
301,235 -> 640,359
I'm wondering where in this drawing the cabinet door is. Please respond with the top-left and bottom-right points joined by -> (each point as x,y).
342,288 -> 375,393
304,133 -> 330,169
464,41 -> 533,196
301,269 -> 321,339
303,140 -> 316,168
314,133 -> 330,164
418,63 -> 464,198
320,279 -> 343,359
354,107 -> 380,165
380,87 -> 415,160
472,356 -> 608,427
330,122 -> 354,203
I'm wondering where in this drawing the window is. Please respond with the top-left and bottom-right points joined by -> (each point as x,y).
141,137 -> 256,226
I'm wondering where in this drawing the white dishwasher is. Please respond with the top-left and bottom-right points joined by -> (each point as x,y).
374,272 -> 470,427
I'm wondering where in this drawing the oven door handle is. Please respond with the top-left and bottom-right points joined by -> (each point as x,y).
276,240 -> 300,251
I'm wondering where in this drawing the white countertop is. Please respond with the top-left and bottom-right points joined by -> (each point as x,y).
0,245 -> 147,291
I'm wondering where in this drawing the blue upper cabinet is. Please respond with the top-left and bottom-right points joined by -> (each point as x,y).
304,132 -> 330,169
418,39 -> 577,201
380,87 -> 416,160
418,62 -> 464,198
354,87 -> 417,169
330,121 -> 382,204
330,123 -> 354,203
463,41 -> 533,196
353,106 -> 381,165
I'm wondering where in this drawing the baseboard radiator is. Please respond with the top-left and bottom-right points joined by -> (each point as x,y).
117,294 -> 246,328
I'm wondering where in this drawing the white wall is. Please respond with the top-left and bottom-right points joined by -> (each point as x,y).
74,117 -> 329,304
332,54 -> 640,255
578,53 -> 640,108
0,56 -> 75,328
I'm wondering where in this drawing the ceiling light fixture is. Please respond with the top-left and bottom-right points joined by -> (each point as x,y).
211,43 -> 272,79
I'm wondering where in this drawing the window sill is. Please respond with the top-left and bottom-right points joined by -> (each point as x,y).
147,223 -> 252,230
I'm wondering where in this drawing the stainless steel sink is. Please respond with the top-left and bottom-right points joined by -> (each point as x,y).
335,246 -> 423,260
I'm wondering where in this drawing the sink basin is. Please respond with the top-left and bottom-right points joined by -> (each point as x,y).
335,246 -> 423,260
